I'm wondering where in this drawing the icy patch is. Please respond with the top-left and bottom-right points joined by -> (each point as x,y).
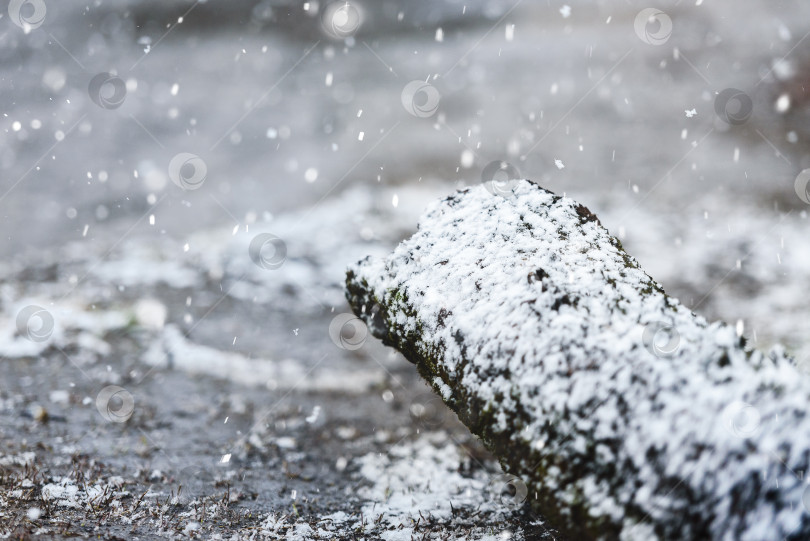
0,182 -> 445,389
0,299 -> 129,359
143,325 -> 384,393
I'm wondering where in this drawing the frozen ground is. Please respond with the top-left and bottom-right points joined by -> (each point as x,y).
1,0 -> 810,538
0,184 -> 558,539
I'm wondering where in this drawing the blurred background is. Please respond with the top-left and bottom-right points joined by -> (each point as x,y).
1,0 -> 809,538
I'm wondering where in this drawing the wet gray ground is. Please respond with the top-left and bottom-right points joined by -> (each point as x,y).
0,183 -> 561,539
2,0 -> 810,539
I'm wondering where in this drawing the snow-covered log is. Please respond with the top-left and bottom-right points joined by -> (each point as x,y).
345,179 -> 810,541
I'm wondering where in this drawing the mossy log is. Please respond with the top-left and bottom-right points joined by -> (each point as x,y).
345,179 -> 810,541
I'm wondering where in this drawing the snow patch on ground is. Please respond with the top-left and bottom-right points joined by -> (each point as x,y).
354,432 -> 503,528
143,324 -> 384,393
255,432 -> 541,540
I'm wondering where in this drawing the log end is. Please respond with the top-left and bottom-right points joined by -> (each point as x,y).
345,179 -> 805,540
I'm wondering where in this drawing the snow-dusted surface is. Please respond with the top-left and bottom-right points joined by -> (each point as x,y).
348,180 -> 810,540
1,433 -> 543,540
2,0 -> 810,538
